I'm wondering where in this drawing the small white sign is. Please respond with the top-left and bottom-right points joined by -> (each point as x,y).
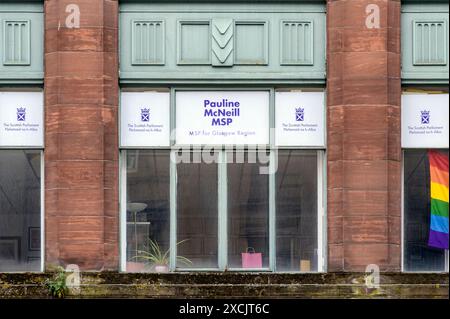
275,91 -> 325,147
120,92 -> 171,147
176,91 -> 270,145
0,92 -> 44,148
401,93 -> 449,148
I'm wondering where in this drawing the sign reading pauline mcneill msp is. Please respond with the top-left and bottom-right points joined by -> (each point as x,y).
176,91 -> 270,145
275,91 -> 325,147
402,93 -> 449,148
0,92 -> 44,148
120,91 -> 170,147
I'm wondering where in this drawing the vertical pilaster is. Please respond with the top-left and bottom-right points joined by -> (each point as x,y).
327,0 -> 401,271
44,0 -> 119,270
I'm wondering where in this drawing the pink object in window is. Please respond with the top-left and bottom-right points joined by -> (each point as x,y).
241,247 -> 262,268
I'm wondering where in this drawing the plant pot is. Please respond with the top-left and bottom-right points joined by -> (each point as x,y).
154,264 -> 169,273
126,262 -> 146,272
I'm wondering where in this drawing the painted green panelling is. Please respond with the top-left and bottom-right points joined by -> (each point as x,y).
132,21 -> 165,65
178,20 -> 211,65
413,21 -> 447,66
119,2 -> 326,84
234,21 -> 268,65
212,18 -> 233,66
281,21 -> 313,65
3,20 -> 31,66
402,3 -> 449,84
0,3 -> 43,84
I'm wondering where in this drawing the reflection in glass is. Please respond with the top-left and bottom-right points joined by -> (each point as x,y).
276,150 -> 318,272
228,152 -> 269,269
177,152 -> 218,269
126,150 -> 170,272
0,150 -> 41,272
404,150 -> 447,272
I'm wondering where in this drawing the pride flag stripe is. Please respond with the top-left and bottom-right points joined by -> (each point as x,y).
430,215 -> 449,233
431,182 -> 449,203
429,230 -> 449,249
430,168 -> 449,188
428,150 -> 449,250
431,198 -> 449,218
429,151 -> 449,172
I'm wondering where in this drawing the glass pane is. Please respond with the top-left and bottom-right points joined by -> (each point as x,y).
404,149 -> 447,272
228,151 -> 269,269
276,150 -> 318,272
126,150 -> 170,272
177,152 -> 218,268
0,150 -> 41,272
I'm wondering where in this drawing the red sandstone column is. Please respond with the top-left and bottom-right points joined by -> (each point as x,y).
327,0 -> 401,271
44,0 -> 119,270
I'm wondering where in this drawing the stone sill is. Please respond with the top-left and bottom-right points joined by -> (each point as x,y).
0,272 -> 448,299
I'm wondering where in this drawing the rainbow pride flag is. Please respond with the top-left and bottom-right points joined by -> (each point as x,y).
428,150 -> 449,250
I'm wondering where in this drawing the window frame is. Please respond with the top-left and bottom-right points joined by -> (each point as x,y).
401,149 -> 450,273
0,149 -> 44,273
119,87 -> 326,273
400,87 -> 449,273
0,88 -> 44,273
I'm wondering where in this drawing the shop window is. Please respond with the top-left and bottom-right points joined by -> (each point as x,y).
0,90 -> 43,272
276,150 -> 318,272
228,151 -> 269,269
177,152 -> 219,269
0,150 -> 41,272
125,150 -> 170,273
121,89 -> 325,272
401,89 -> 449,272
404,150 -> 449,271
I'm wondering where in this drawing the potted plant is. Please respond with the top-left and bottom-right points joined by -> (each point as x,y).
132,238 -> 192,272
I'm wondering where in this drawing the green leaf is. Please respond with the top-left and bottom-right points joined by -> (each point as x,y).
131,238 -> 193,269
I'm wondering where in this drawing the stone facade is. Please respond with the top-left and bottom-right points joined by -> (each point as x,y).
44,0 -> 119,270
36,0 -> 439,275
326,0 -> 402,271
0,272 -> 448,298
